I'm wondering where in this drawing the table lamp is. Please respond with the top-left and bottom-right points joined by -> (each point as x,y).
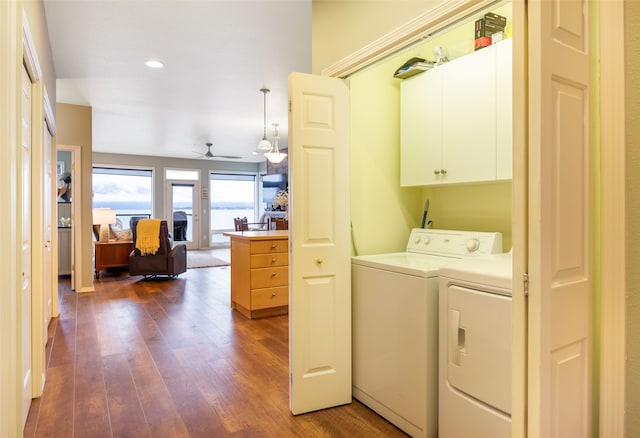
93,208 -> 117,241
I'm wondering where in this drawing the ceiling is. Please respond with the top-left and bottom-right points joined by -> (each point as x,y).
43,0 -> 312,163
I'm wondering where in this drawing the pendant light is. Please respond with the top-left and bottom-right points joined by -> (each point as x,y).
258,88 -> 273,151
264,123 -> 287,164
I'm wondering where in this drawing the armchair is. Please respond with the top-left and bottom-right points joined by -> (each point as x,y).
129,219 -> 187,278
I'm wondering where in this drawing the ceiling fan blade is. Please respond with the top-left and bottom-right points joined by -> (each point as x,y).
212,154 -> 242,159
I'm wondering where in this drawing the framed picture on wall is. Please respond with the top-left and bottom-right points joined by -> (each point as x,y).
56,161 -> 65,177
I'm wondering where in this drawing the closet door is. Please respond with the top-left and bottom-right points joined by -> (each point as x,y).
288,72 -> 351,414
527,0 -> 594,435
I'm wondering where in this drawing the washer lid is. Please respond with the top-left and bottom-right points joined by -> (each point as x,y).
352,252 -> 459,277
439,253 -> 513,291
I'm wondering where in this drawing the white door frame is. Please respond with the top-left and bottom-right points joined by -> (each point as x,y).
21,57 -> 34,430
1,1 -> 22,435
598,0 -> 626,434
44,89 -> 58,319
58,144 -> 83,292
510,1 -> 528,435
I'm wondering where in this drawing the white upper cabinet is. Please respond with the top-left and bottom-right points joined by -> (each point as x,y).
496,38 -> 513,180
400,67 -> 442,186
400,39 -> 512,186
441,43 -> 497,184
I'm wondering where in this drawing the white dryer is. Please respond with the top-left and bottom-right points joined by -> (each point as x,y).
351,229 -> 503,438
438,253 -> 513,438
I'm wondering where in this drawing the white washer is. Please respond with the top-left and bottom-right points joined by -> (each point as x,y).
438,253 -> 513,438
351,228 -> 503,438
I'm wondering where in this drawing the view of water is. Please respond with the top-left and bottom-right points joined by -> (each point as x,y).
113,208 -> 258,246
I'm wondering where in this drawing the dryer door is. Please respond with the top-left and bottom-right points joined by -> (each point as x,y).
446,285 -> 512,414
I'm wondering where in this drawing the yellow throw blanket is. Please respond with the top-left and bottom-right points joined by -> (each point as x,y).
135,219 -> 161,255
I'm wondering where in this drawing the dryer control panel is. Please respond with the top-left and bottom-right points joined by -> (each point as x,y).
406,228 -> 503,257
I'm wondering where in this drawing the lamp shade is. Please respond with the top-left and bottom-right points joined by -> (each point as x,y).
265,151 -> 287,164
264,122 -> 286,164
258,138 -> 272,150
93,208 -> 116,225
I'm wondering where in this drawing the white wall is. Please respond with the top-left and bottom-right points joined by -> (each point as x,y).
312,0 -> 445,74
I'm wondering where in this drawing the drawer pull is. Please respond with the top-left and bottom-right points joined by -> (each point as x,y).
271,258 -> 276,263
271,244 -> 276,249
316,258 -> 323,264
272,293 -> 277,297
271,272 -> 277,277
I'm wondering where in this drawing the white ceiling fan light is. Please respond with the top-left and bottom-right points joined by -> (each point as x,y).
258,88 -> 274,151
264,123 -> 287,164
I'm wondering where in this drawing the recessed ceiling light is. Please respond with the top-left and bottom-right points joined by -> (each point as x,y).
145,60 -> 163,69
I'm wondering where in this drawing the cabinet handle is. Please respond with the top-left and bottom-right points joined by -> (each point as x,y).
434,169 -> 440,175
316,258 -> 323,264
441,169 -> 447,174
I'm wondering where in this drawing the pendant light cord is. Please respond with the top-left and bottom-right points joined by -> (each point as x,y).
261,88 -> 269,141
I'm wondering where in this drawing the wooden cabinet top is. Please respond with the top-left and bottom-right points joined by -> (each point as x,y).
223,230 -> 288,241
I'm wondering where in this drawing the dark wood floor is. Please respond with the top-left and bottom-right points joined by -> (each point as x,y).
24,266 -> 407,437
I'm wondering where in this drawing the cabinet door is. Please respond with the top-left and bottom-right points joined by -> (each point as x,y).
496,38 -> 513,180
441,45 -> 497,184
400,67 -> 442,186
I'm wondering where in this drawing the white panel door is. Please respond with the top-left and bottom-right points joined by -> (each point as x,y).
21,64 -> 33,427
288,72 -> 351,414
528,0 -> 593,436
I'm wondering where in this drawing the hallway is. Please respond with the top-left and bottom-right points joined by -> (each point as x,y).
24,266 -> 406,437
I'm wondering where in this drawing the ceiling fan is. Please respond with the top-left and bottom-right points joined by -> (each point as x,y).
194,142 -> 242,160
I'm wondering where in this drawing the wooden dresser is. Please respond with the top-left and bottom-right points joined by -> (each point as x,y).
224,230 -> 288,319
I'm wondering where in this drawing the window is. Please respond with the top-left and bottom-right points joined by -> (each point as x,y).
165,169 -> 199,181
262,172 -> 287,210
209,173 -> 257,244
93,166 -> 153,229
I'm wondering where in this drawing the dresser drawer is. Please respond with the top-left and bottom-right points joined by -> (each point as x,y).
251,253 -> 288,268
251,266 -> 288,288
252,286 -> 288,310
251,239 -> 288,254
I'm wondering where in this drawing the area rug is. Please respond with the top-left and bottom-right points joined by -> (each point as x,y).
186,249 -> 230,269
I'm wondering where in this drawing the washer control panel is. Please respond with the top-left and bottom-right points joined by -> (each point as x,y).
406,228 -> 503,257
